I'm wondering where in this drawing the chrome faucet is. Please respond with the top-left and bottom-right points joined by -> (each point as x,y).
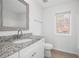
17,28 -> 23,39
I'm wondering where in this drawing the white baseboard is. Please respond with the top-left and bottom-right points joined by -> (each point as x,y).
53,48 -> 77,55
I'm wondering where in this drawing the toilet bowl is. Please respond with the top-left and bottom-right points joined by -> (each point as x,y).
45,43 -> 53,58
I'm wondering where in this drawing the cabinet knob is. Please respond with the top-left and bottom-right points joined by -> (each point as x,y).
32,52 -> 36,57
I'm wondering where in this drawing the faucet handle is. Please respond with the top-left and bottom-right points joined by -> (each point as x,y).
17,28 -> 23,39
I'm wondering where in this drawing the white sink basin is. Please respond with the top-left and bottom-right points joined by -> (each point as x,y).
13,39 -> 32,44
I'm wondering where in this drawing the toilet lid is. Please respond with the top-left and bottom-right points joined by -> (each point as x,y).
45,43 -> 53,49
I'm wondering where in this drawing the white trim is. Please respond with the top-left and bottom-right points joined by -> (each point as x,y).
53,48 -> 77,55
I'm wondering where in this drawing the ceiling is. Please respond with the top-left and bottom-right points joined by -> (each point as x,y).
35,0 -> 74,8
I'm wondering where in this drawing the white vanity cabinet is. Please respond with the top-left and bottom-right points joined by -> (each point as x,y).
7,38 -> 45,58
20,38 -> 45,58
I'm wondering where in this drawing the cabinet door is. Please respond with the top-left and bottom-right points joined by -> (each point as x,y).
32,39 -> 45,58
20,41 -> 40,58
20,46 -> 36,58
8,52 -> 18,58
20,39 -> 45,58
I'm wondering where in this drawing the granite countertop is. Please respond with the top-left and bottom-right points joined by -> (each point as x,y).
0,33 -> 43,58
0,39 -> 40,58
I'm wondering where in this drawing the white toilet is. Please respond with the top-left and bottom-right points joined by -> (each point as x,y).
45,43 -> 53,58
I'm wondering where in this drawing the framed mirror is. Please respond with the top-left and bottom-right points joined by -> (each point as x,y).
0,0 -> 29,31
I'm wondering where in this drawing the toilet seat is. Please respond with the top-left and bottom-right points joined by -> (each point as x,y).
45,43 -> 53,49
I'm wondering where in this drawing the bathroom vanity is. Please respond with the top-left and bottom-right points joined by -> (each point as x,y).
8,38 -> 45,58
0,35 -> 45,58
11,39 -> 44,58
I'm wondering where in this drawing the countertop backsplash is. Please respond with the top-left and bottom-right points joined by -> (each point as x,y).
0,33 -> 32,42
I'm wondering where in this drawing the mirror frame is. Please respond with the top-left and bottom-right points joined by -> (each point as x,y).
0,0 -> 29,31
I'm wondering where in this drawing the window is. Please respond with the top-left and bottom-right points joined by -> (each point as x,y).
56,11 -> 71,34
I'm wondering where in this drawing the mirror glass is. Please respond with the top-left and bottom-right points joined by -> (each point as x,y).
1,0 -> 29,31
